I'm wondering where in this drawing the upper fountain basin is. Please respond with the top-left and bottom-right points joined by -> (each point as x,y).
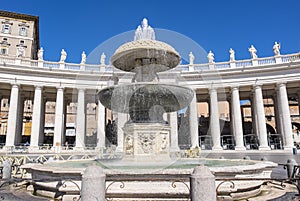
111,39 -> 181,72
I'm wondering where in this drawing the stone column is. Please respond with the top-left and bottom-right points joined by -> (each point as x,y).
277,82 -> 294,151
298,92 -> 300,117
250,96 -> 258,135
30,86 -> 43,149
189,91 -> 199,148
209,88 -> 222,150
254,84 -> 270,150
75,88 -> 86,149
96,100 -> 106,150
53,87 -> 64,150
169,111 -> 180,152
5,84 -> 20,147
273,94 -> 283,136
231,86 -> 246,150
116,112 -> 127,152
15,96 -> 24,145
39,98 -> 46,146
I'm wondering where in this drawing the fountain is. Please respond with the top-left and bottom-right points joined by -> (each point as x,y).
21,19 -> 279,200
98,18 -> 194,163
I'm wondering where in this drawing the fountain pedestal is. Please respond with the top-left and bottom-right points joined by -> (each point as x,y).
123,123 -> 171,161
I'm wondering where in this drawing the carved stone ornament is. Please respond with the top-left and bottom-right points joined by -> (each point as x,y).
138,133 -> 155,154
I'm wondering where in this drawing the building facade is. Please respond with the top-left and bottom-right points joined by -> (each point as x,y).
0,11 -> 299,153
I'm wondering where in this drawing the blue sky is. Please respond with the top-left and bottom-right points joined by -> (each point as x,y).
2,0 -> 300,64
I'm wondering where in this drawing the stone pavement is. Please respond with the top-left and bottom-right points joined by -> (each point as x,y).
0,151 -> 299,200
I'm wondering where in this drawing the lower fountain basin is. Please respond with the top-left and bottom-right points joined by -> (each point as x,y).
98,83 -> 194,115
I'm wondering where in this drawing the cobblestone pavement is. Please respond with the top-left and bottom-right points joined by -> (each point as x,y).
0,186 -> 49,201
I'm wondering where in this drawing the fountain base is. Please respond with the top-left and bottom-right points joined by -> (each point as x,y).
123,123 -> 171,162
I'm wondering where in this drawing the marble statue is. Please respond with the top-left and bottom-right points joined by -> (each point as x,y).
60,49 -> 67,62
229,48 -> 235,62
81,51 -> 86,64
38,47 -> 44,61
207,51 -> 214,63
189,52 -> 195,65
100,52 -> 106,65
16,46 -> 24,57
248,45 -> 257,59
134,18 -> 155,41
273,42 -> 281,56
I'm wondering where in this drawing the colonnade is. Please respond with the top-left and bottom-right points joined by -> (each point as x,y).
0,80 -> 298,152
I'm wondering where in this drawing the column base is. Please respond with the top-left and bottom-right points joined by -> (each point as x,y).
283,146 -> 294,152
259,146 -> 271,151
73,147 -> 85,152
28,146 -> 40,152
212,146 -> 223,151
115,146 -> 124,153
170,146 -> 180,152
3,146 -> 14,152
235,146 -> 246,151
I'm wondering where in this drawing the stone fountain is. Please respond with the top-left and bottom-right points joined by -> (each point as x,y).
98,18 -> 194,162
21,19 -> 279,201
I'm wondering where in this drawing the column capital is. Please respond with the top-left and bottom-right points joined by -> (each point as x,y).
209,87 -> 217,93
56,86 -> 64,90
231,85 -> 239,91
276,81 -> 287,88
34,85 -> 43,90
253,83 -> 263,90
77,88 -> 86,92
10,83 -> 20,88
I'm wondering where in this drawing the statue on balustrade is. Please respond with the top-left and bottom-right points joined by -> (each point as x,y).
81,51 -> 86,64
273,42 -> 281,56
248,45 -> 257,59
38,47 -> 44,61
207,51 -> 214,63
60,49 -> 67,62
229,48 -> 235,62
189,52 -> 195,65
100,52 -> 106,65
16,46 -> 25,57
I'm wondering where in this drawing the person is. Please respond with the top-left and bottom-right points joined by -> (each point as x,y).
105,120 -> 113,145
64,141 -> 69,150
81,51 -> 86,64
229,48 -> 235,62
100,52 -> 106,65
273,42 -> 281,56
189,52 -> 195,65
25,141 -> 29,146
207,51 -> 214,63
38,47 -> 44,60
248,45 -> 257,59
60,49 -> 67,62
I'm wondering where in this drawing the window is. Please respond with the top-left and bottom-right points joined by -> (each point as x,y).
19,27 -> 27,36
1,24 -> 11,34
3,38 -> 7,42
0,47 -> 8,55
20,40 -> 25,45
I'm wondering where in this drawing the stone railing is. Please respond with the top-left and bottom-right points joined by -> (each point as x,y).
0,52 -> 300,73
